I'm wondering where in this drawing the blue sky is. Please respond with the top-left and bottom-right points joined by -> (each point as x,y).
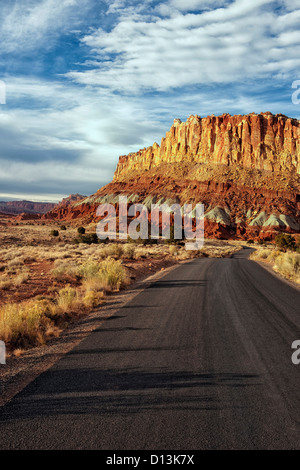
0,0 -> 300,202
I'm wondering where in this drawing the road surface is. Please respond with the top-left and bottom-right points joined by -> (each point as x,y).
0,247 -> 300,449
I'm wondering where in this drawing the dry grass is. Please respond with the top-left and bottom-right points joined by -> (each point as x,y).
56,286 -> 81,314
250,247 -> 300,283
82,290 -> 105,308
0,300 -> 51,349
0,255 -> 129,350
0,266 -> 30,290
0,221 -> 243,353
200,240 -> 241,258
98,257 -> 129,292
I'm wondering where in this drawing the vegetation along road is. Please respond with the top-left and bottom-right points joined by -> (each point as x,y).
0,247 -> 300,449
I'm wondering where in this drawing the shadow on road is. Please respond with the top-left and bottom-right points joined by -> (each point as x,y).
0,369 -> 260,421
148,280 -> 208,289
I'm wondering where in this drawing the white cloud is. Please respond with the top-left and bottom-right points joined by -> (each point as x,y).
284,0 -> 300,11
170,0 -> 227,10
1,0 -> 300,201
0,75 -> 167,199
0,0 -> 85,52
65,0 -> 299,93
1,70 -> 299,202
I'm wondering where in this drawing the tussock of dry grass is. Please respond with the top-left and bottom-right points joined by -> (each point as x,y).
82,290 -> 105,308
51,260 -> 81,280
250,248 -> 300,283
0,300 -> 51,349
0,266 -> 30,290
0,256 -> 129,351
56,286 -> 81,313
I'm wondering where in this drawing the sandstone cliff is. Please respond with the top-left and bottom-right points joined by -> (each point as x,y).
114,113 -> 300,180
43,113 -> 300,240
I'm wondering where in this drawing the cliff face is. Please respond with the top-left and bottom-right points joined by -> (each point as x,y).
43,112 -> 300,240
42,194 -> 86,220
114,113 -> 300,180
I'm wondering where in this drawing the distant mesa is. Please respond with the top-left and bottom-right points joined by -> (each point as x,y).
0,200 -> 56,216
33,113 -> 300,240
42,194 -> 87,221
0,194 -> 87,222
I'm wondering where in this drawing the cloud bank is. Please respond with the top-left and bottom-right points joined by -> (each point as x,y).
0,0 -> 299,201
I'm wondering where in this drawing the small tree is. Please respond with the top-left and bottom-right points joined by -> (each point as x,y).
75,233 -> 98,244
275,233 -> 296,252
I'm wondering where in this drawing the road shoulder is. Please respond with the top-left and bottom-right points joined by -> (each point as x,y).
0,261 -> 182,407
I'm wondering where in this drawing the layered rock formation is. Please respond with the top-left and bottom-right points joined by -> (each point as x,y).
43,112 -> 300,240
115,112 -> 300,179
42,194 -> 86,220
0,200 -> 56,215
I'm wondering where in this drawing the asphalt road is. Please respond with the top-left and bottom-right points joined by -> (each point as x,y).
0,247 -> 300,450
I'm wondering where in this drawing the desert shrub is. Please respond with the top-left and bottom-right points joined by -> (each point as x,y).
74,233 -> 98,244
169,245 -> 179,257
51,261 -> 81,280
79,260 -> 101,280
50,230 -> 59,237
14,268 -> 30,286
82,290 -> 104,308
251,247 -> 300,283
266,249 -> 281,263
122,243 -> 135,259
77,226 -> 86,235
80,257 -> 128,292
0,300 -> 51,349
105,244 -> 124,259
56,286 -> 80,313
247,239 -> 254,244
134,247 -> 150,259
275,233 -> 296,252
258,248 -> 271,260
274,252 -> 300,279
82,277 -> 104,293
98,257 -> 128,292
60,225 -> 67,230
250,248 -> 272,261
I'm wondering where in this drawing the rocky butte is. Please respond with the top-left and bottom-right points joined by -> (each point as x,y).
44,112 -> 300,240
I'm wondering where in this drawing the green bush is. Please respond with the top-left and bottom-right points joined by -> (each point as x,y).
275,233 -> 296,252
50,230 -> 59,237
60,225 -> 67,231
77,226 -> 86,235
75,233 -> 98,244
